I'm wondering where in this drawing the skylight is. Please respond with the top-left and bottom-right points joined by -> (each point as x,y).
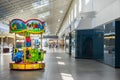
38,11 -> 50,18
32,0 -> 49,9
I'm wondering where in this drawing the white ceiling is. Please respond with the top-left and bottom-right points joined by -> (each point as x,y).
0,0 -> 72,35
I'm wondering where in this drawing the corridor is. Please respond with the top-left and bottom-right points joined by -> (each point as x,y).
0,48 -> 120,80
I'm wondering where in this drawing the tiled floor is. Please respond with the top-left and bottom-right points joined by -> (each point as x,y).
0,48 -> 120,80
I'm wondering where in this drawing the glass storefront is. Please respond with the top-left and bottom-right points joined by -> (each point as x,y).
95,21 -> 115,66
71,31 -> 76,57
65,35 -> 69,54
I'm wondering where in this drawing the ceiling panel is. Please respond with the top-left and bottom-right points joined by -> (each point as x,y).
0,0 -> 72,35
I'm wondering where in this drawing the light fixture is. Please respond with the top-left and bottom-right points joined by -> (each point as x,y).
59,10 -> 63,13
20,9 -> 24,13
58,19 -> 61,22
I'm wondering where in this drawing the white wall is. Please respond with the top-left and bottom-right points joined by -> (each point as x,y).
77,0 -> 120,29
77,18 -> 93,29
93,0 -> 115,12
92,0 -> 120,27
82,0 -> 93,12
59,0 -> 120,37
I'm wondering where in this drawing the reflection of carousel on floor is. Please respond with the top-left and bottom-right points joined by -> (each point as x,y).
9,19 -> 46,70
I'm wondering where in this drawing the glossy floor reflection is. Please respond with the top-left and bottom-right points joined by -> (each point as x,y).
0,48 -> 120,80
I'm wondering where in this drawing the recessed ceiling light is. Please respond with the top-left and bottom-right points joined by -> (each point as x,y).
59,10 -> 63,13
20,9 -> 24,13
58,19 -> 60,22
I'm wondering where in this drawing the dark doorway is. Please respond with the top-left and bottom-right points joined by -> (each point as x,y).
82,37 -> 93,59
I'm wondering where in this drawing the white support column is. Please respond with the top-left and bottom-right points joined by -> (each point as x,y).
1,37 -> 3,55
0,37 -> 4,65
